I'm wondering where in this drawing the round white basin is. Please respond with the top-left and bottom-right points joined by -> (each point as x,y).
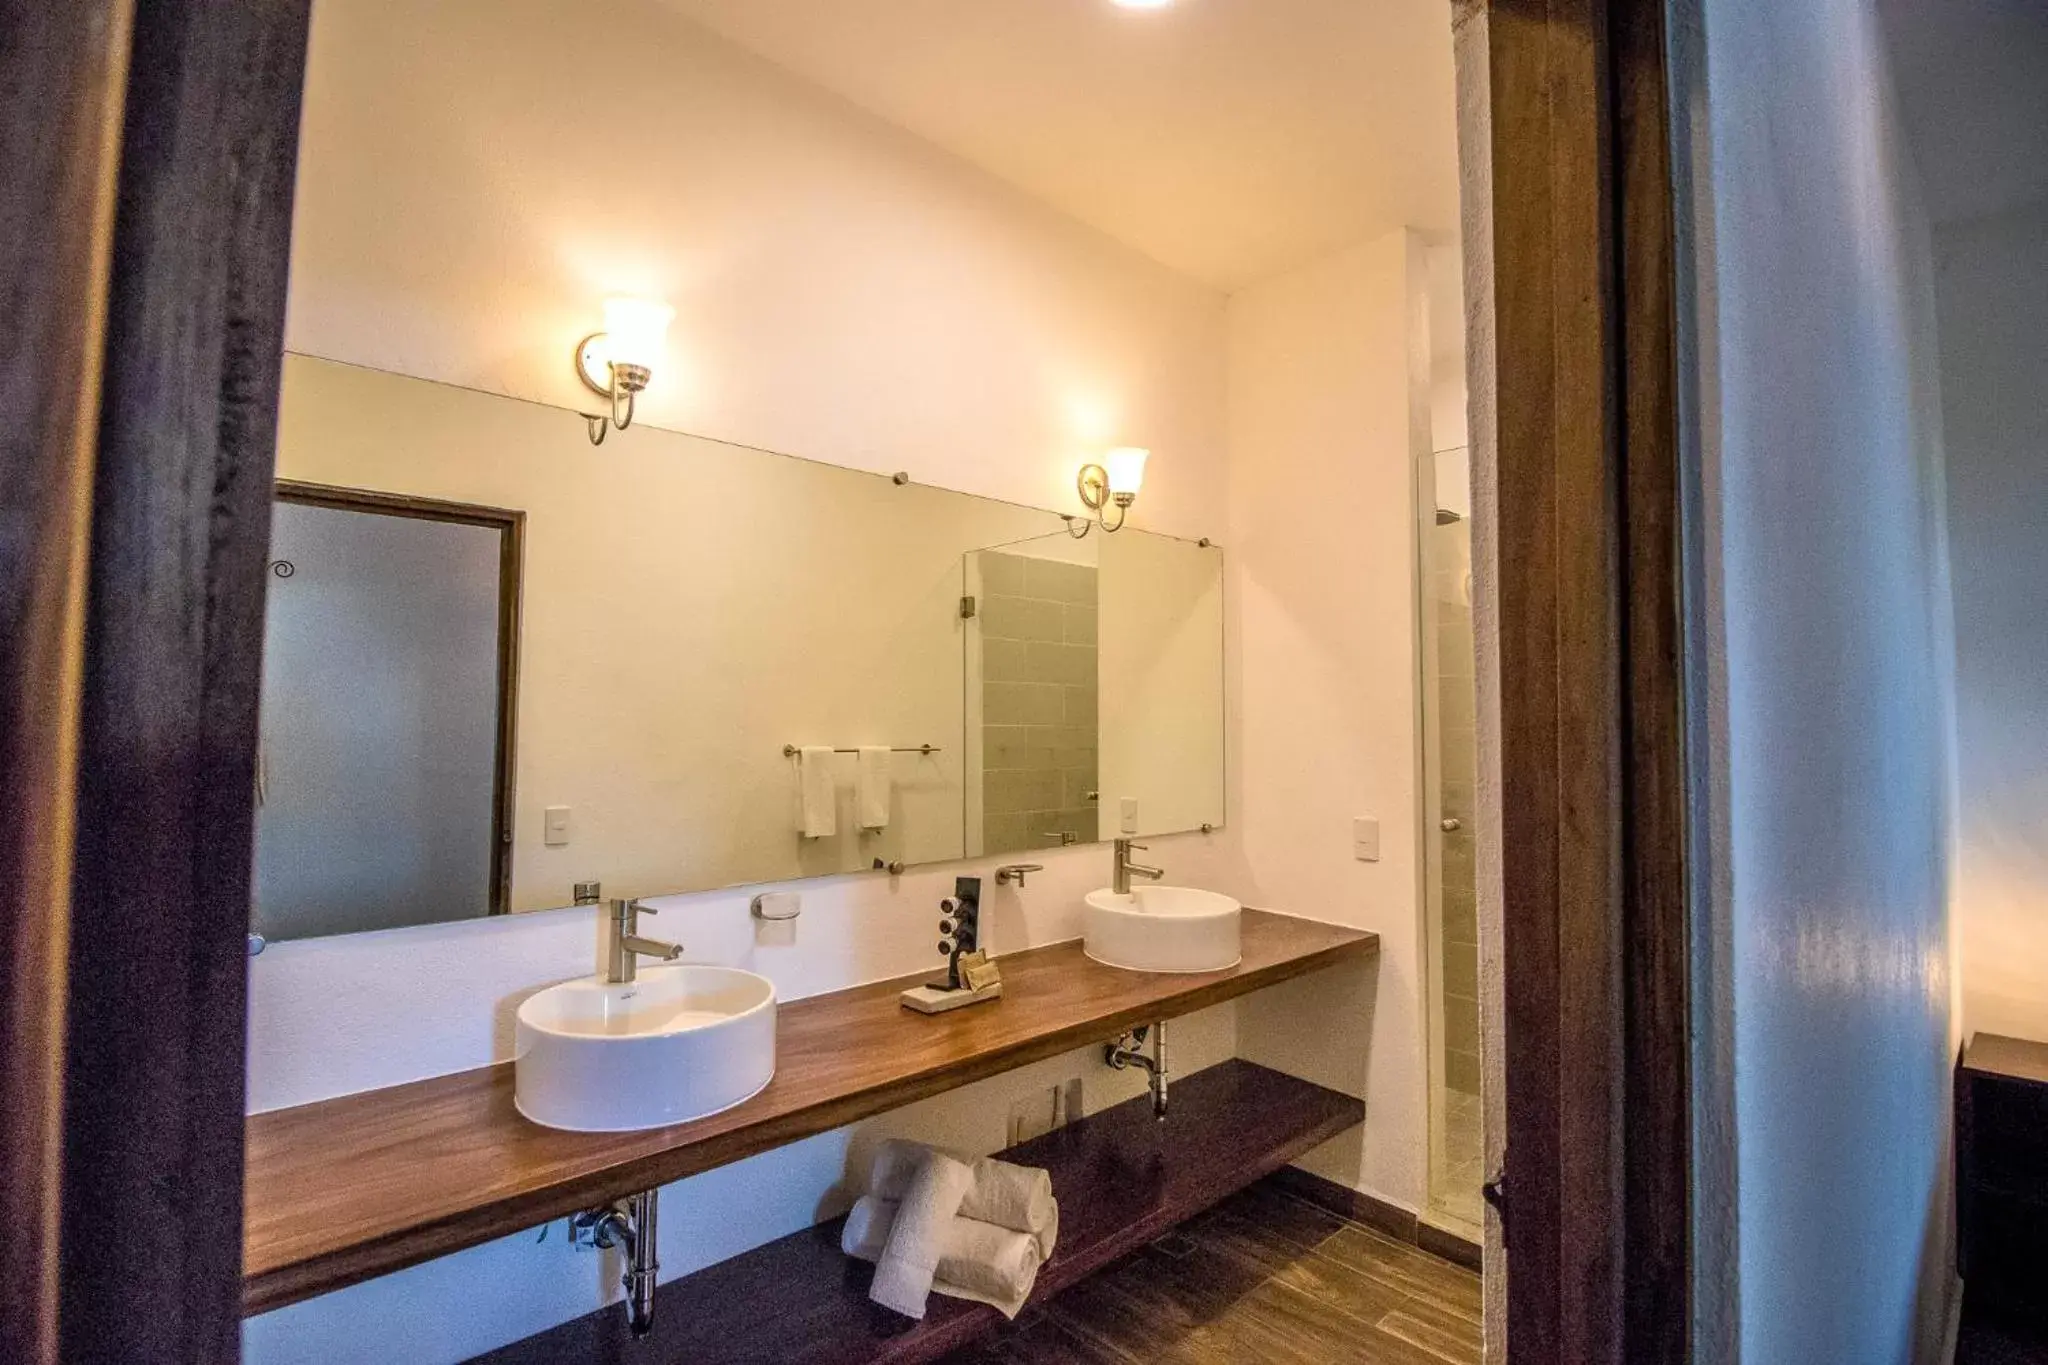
514,964 -> 776,1132
1083,885 -> 1243,974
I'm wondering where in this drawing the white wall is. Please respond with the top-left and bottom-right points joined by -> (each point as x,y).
1936,197 -> 2048,1044
285,0 -> 1228,541
1223,229 -> 1432,1214
247,0 -> 1272,1359
1673,2 -> 1960,1360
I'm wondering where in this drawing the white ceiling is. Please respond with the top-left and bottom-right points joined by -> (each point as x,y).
657,0 -> 1462,291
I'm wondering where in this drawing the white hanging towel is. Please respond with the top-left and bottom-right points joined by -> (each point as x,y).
798,745 -> 836,839
857,746 -> 892,831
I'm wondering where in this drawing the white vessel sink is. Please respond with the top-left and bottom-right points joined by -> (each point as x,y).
1083,885 -> 1243,974
514,964 -> 777,1132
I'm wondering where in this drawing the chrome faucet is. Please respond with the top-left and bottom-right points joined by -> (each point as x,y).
606,898 -> 683,984
1111,838 -> 1165,895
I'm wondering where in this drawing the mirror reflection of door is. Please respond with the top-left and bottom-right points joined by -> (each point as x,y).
252,483 -> 522,942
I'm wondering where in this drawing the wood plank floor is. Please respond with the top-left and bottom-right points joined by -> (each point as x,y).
937,1178 -> 1482,1364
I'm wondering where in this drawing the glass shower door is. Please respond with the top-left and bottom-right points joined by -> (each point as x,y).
1420,447 -> 1482,1236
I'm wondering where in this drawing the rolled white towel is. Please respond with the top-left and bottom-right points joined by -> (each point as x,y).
841,1196 -> 1050,1320
867,1139 -> 1057,1260
866,1150 -> 973,1320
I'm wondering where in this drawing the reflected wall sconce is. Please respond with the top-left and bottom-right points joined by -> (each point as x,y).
1069,446 -> 1149,536
575,296 -> 675,445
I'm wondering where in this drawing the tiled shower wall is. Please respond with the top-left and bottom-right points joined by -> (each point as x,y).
978,552 -> 1099,853
1435,520 -> 1480,1095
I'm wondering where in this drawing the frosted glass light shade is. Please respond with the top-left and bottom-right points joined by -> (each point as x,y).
1104,447 -> 1150,496
601,297 -> 674,372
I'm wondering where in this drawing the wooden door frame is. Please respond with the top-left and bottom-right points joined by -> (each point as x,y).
1,0 -> 309,1359
0,5 -> 133,1362
271,479 -> 528,919
1470,0 -> 1692,1362
4,0 -> 1689,1360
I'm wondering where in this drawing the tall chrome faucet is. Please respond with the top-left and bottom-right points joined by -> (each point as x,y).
1111,838 -> 1165,896
606,898 -> 683,983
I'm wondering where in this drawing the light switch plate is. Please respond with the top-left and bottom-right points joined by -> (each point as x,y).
544,805 -> 572,847
1353,817 -> 1380,862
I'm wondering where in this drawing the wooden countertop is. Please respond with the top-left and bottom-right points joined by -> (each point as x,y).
243,909 -> 1375,1314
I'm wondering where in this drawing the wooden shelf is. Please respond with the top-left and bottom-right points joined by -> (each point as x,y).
470,1058 -> 1365,1365
1963,1033 -> 2048,1089
244,909 -> 1375,1314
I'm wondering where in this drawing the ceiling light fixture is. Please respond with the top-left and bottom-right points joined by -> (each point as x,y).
1111,0 -> 1175,8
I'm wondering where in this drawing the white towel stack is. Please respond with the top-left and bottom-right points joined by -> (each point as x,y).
843,1139 -> 1059,1320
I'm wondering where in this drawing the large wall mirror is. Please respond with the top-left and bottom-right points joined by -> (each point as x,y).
252,355 -> 1225,942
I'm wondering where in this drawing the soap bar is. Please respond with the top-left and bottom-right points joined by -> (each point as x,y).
958,951 -> 1001,993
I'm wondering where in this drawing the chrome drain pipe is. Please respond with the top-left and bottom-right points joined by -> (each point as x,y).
1105,1019 -> 1170,1119
572,1188 -> 661,1336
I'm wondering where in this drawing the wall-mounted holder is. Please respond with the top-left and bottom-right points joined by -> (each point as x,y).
570,1188 -> 660,1336
1106,1020 -> 1170,1119
902,876 -> 1002,1014
750,891 -> 801,921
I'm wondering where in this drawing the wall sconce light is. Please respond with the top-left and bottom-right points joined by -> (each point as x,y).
575,296 -> 675,445
1070,446 -> 1149,535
